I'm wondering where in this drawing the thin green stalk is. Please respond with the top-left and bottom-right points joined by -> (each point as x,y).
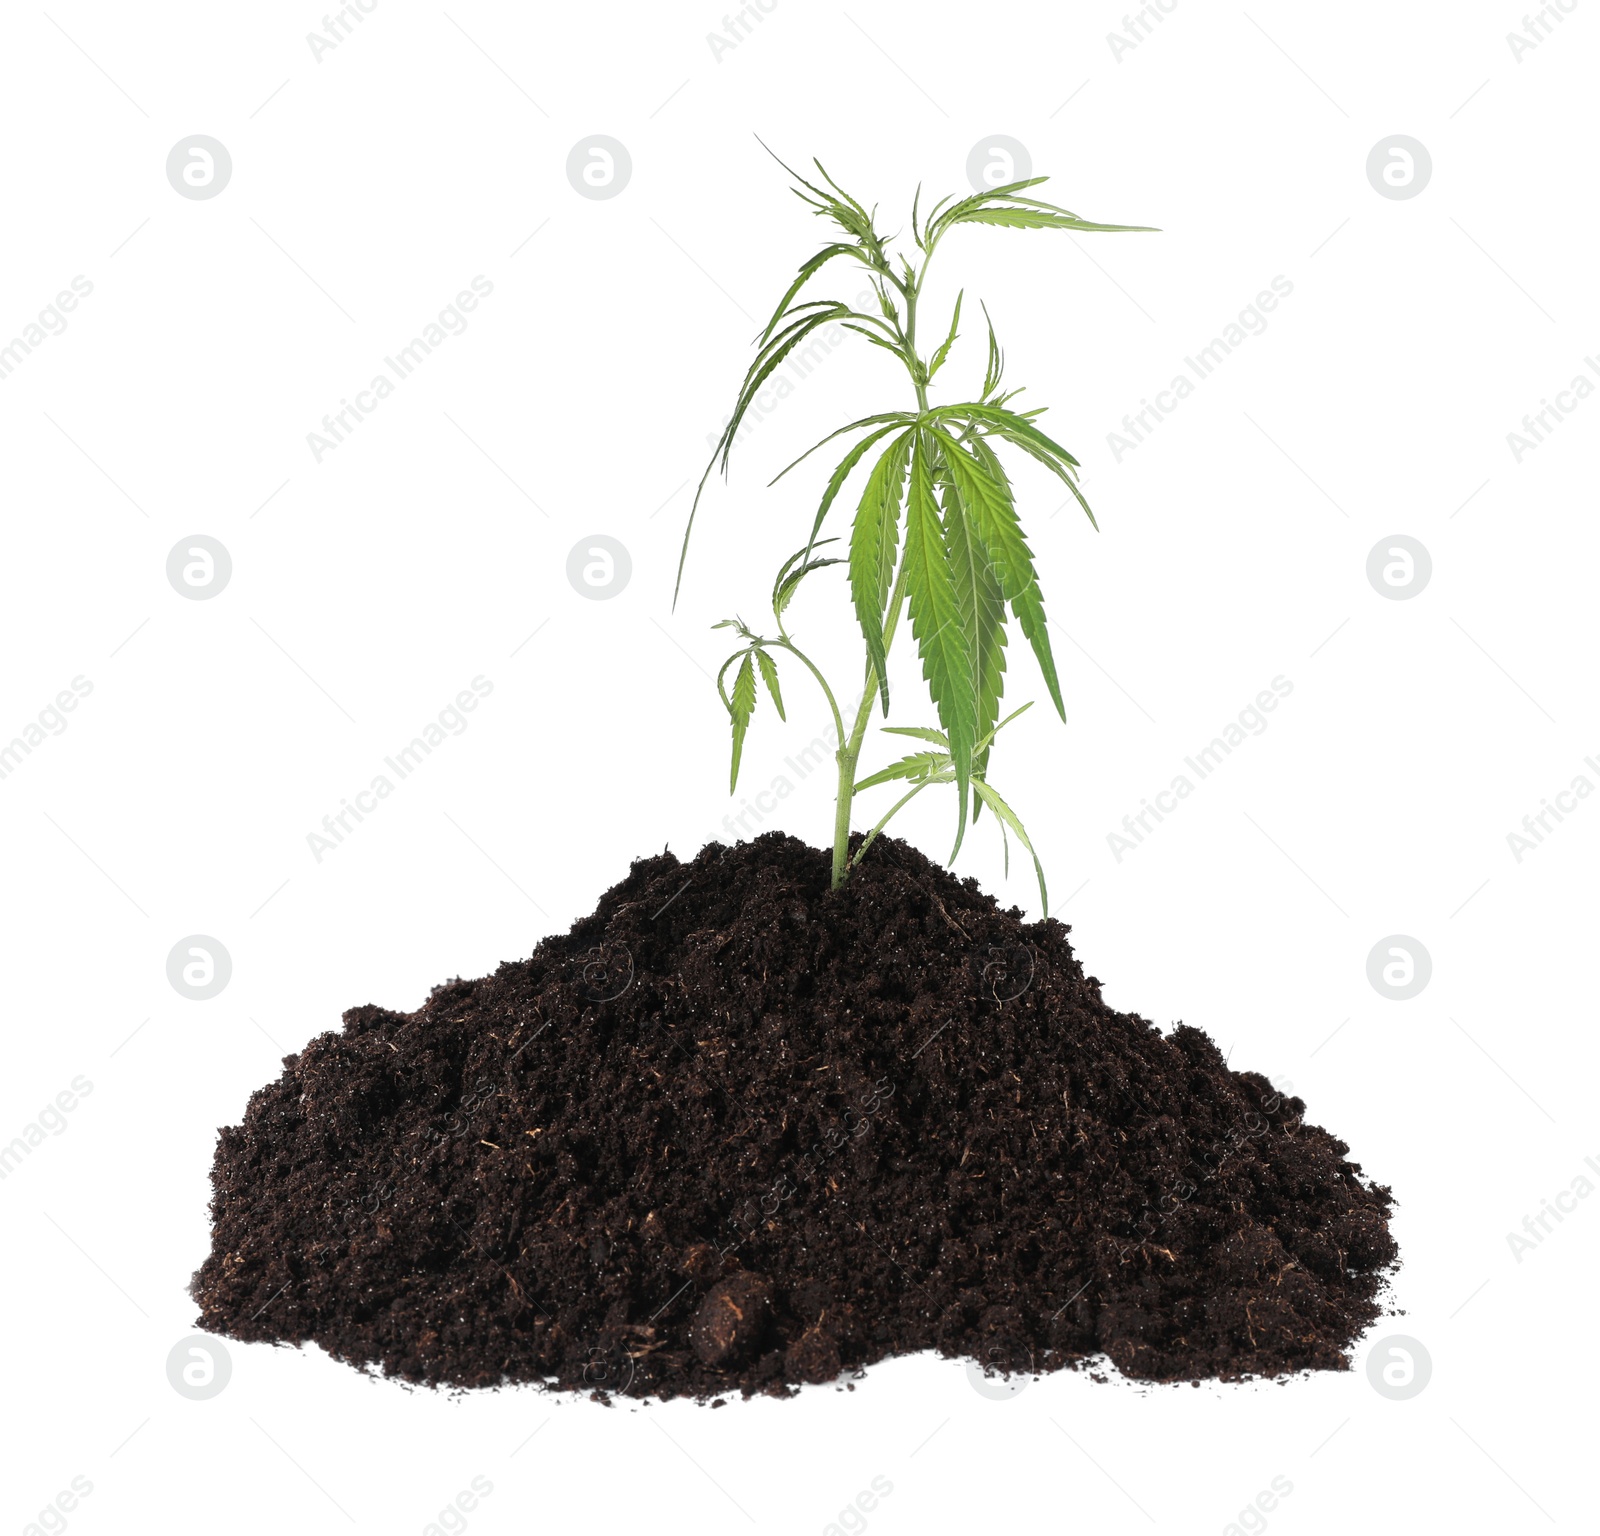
698,153 -> 1151,908
830,556 -> 911,885
772,637 -> 844,747
830,258 -> 931,888
851,770 -> 952,870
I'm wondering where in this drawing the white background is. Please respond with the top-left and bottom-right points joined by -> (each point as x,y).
2,2 -> 1595,1532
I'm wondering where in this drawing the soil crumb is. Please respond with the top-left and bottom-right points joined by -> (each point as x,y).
192,833 -> 1397,1399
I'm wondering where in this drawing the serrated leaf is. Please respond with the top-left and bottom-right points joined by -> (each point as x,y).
848,429 -> 912,713
935,402 -> 1080,468
904,432 -> 976,852
931,428 -> 1065,722
927,290 -> 963,379
979,301 -> 1004,399
968,411 -> 1098,531
769,412 -> 914,488
813,156 -> 870,218
882,724 -> 951,747
969,699 -> 1033,824
841,322 -> 909,361
774,555 -> 845,617
729,652 -> 757,794
758,244 -> 859,345
952,176 -> 1053,203
715,650 -> 743,711
754,648 -> 785,721
803,421 -> 906,560
674,305 -> 851,607
978,700 -> 1033,750
853,750 -> 949,793
966,433 -> 1066,719
919,192 -> 956,243
722,307 -> 849,472
990,429 -> 1093,516
756,141 -> 898,272
922,181 -> 1049,244
927,180 -> 1157,241
875,434 -> 909,614
972,778 -> 1049,912
937,459 -> 1008,801
771,537 -> 839,613
953,207 -> 1158,233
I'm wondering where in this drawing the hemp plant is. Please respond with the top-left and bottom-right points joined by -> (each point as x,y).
676,148 -> 1153,908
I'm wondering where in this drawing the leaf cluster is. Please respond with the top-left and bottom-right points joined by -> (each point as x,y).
692,146 -> 1155,901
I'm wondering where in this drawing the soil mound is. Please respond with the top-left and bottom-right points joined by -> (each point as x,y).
192,833 -> 1397,1398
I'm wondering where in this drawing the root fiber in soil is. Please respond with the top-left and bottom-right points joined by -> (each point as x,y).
191,833 -> 1398,1399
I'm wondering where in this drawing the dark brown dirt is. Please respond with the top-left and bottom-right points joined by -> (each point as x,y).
191,832 -> 1398,1399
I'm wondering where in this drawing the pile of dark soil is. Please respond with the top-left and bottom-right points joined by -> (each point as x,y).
191,833 -> 1398,1399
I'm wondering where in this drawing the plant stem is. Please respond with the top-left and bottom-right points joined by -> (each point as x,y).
851,770 -> 951,870
829,559 -> 909,886
772,638 -> 844,746
830,252 -> 935,888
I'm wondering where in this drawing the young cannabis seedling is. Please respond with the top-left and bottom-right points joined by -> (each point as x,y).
678,148 -> 1154,908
